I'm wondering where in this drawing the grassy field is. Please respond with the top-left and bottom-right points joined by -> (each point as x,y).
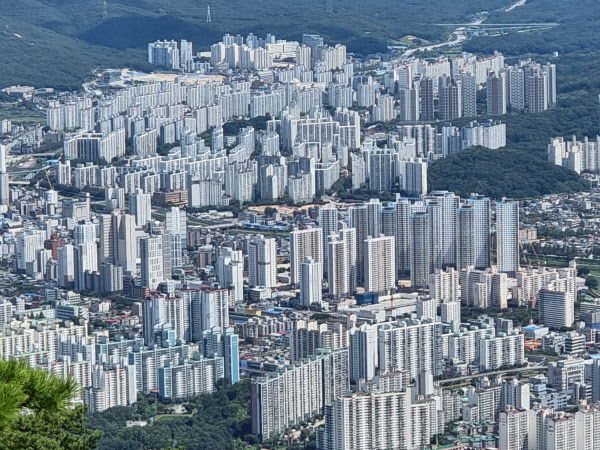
0,102 -> 45,124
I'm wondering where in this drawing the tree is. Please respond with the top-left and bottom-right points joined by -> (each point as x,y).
0,359 -> 101,450
586,276 -> 598,290
264,207 -> 278,217
578,267 -> 591,276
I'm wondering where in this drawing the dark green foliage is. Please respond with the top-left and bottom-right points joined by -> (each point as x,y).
86,381 -> 254,450
428,147 -> 588,200
157,141 -> 181,156
586,277 -> 598,290
461,306 -> 538,327
429,53 -> 600,199
0,359 -> 101,450
0,17 -> 151,91
223,117 -> 269,136
78,16 -> 223,51
337,187 -> 397,202
264,207 -> 278,216
1,0 -> 511,90
0,406 -> 102,450
464,0 -> 600,56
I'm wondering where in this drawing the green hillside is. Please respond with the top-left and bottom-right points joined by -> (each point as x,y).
0,17 -> 151,90
429,54 -> 600,199
428,148 -> 588,200
464,0 -> 600,55
0,0 -> 512,90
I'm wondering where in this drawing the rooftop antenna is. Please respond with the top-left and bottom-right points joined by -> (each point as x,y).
103,0 -> 108,19
326,0 -> 333,14
206,4 -> 212,23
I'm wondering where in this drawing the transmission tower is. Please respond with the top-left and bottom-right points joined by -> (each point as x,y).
102,0 -> 108,19
326,0 -> 333,14
206,4 -> 212,23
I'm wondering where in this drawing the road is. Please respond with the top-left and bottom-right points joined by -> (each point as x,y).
438,363 -> 547,385
400,0 -> 540,58
506,0 -> 526,12
401,14 -> 486,58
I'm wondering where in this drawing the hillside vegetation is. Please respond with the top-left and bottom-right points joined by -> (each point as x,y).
0,17 -> 151,91
86,381 -> 256,450
428,53 -> 600,199
464,0 -> 600,56
428,148 -> 588,200
0,0 -> 512,90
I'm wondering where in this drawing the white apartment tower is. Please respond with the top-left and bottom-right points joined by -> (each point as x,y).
410,211 -> 431,289
85,362 -> 137,413
248,235 -> 277,288
496,199 -> 519,276
165,207 -> 187,269
290,227 -> 323,286
545,411 -> 577,450
318,204 -> 339,275
350,324 -> 377,383
216,247 -> 244,304
539,289 -> 575,328
499,406 -> 529,450
468,194 -> 491,269
129,189 -> 152,228
300,257 -> 323,307
327,228 -> 357,300
99,211 -> 137,275
428,267 -> 460,303
317,391 -> 411,450
140,235 -> 164,291
364,235 -> 396,295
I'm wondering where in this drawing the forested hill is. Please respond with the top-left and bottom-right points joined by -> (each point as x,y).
428,148 -> 588,200
428,53 -> 600,200
0,0 -> 512,89
464,0 -> 600,55
85,381 -> 262,450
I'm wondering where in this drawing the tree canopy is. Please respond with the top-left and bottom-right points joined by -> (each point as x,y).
0,359 -> 101,450
86,381 -> 255,450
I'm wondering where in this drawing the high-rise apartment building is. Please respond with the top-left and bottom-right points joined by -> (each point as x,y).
251,350 -> 349,440
140,235 -> 164,291
350,324 -> 377,384
378,318 -> 443,379
85,362 -> 138,413
487,70 -> 507,115
165,207 -> 187,269
410,211 -> 431,288
300,257 -> 323,307
539,289 -> 575,328
99,211 -> 137,275
216,247 -> 244,304
290,227 -> 323,286
148,40 -> 180,70
496,199 -> 519,276
327,229 -> 357,300
158,355 -> 223,399
317,390 -> 411,450
439,76 -> 462,121
129,189 -> 152,227
460,72 -> 478,118
364,235 -> 396,295
318,204 -> 339,277
248,235 -> 277,288
202,326 -> 240,384
498,405 -> 529,450
418,77 -> 435,120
